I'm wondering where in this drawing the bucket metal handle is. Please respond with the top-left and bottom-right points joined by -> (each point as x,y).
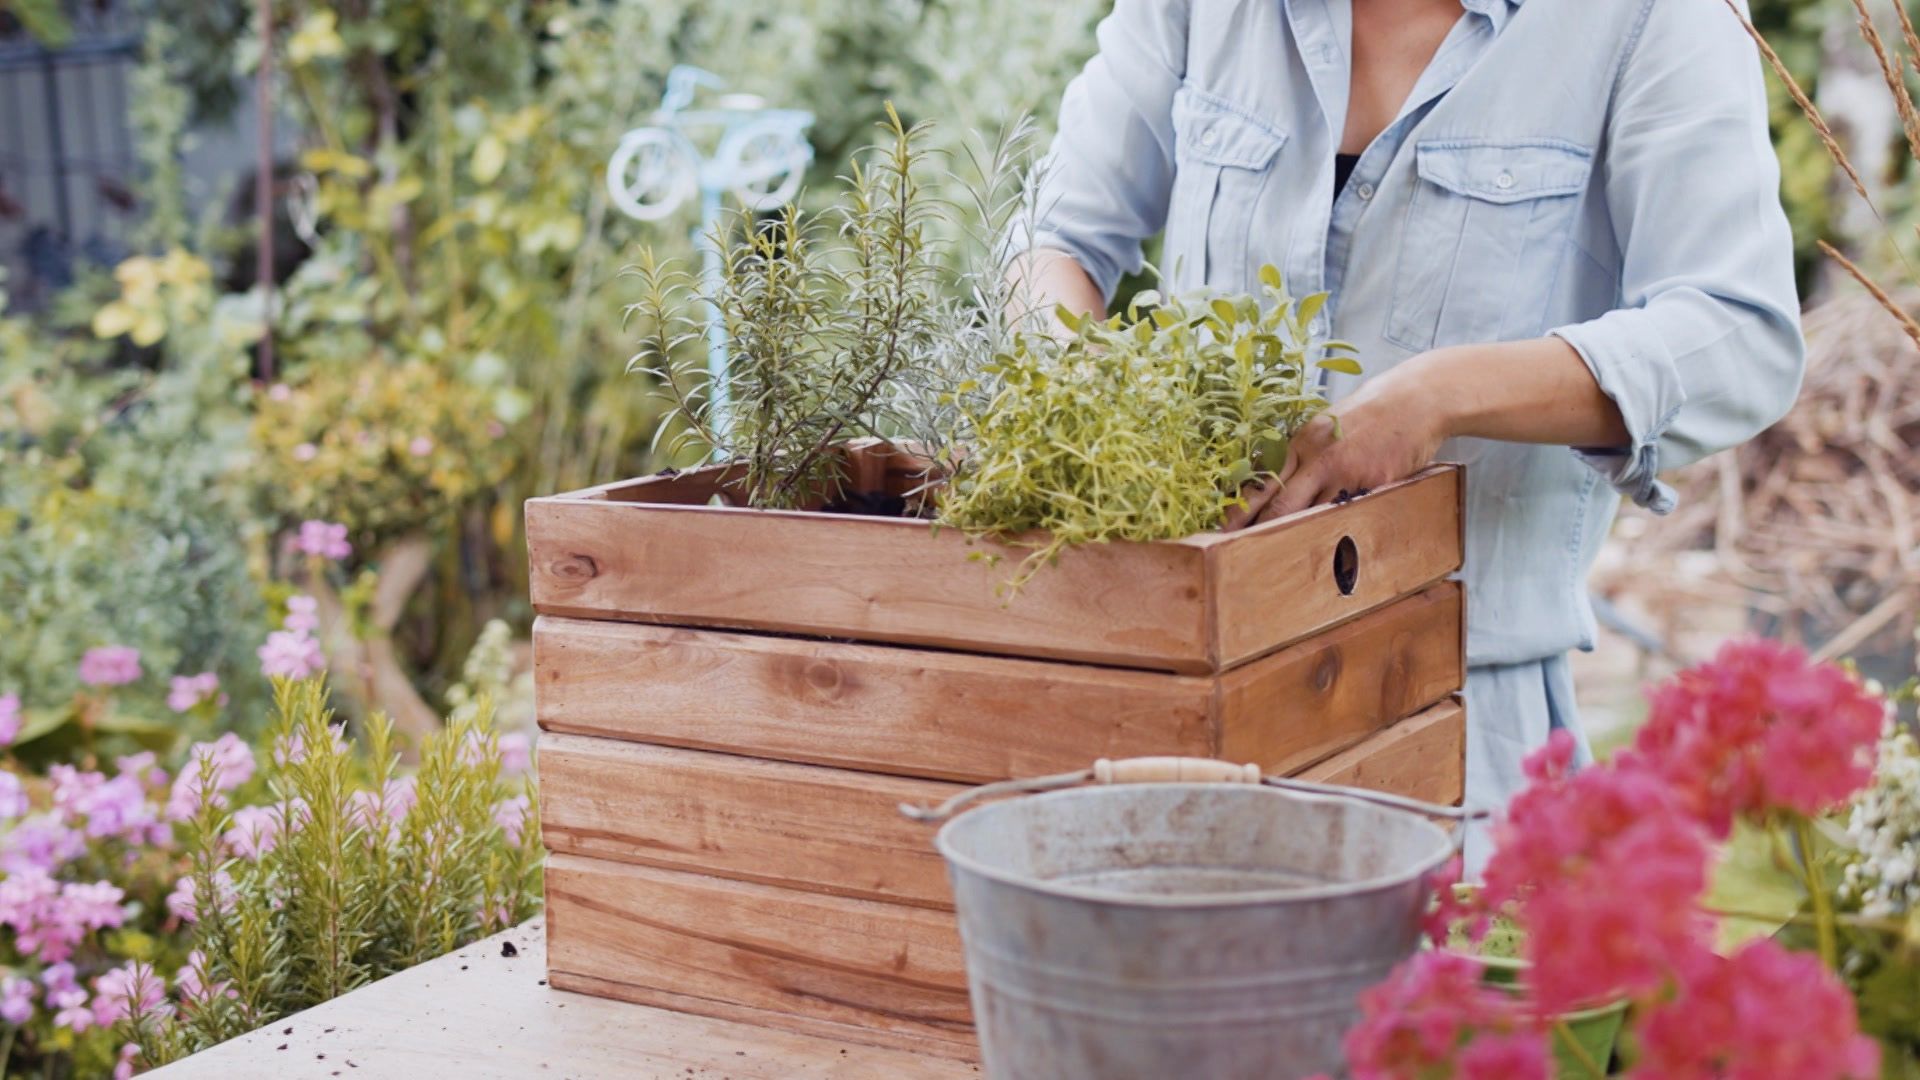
901,756 -> 1489,828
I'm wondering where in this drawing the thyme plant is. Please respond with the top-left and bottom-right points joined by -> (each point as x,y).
938,266 -> 1358,585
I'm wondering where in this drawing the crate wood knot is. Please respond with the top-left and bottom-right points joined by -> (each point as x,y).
549,552 -> 600,585
1311,646 -> 1344,693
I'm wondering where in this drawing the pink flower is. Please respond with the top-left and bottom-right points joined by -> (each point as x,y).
0,975 -> 36,1025
0,692 -> 20,746
166,672 -> 221,713
0,815 -> 86,876
283,594 -> 320,633
1344,950 -> 1550,1080
114,1042 -> 140,1080
274,724 -> 347,768
498,732 -> 533,774
1632,940 -> 1879,1080
51,987 -> 91,1032
174,949 -> 234,1007
267,382 -> 292,401
0,870 -> 126,964
92,961 -> 169,1028
50,765 -> 166,845
408,435 -> 435,457
0,772 -> 26,821
257,628 -> 325,679
223,804 -> 283,859
292,442 -> 318,462
348,777 -> 415,841
1481,733 -> 1713,1014
293,520 -> 352,560
78,646 -> 142,687
1624,639 -> 1885,835
166,870 -> 236,924
493,794 -> 531,845
165,734 -> 256,820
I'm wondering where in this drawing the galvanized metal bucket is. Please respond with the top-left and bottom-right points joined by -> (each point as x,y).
905,758 -> 1473,1080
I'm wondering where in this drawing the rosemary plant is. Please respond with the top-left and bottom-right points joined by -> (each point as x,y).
938,265 -> 1357,586
124,679 -> 542,1069
627,106 -> 1030,509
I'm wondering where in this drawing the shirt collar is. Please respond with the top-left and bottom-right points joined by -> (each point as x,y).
1460,0 -> 1522,33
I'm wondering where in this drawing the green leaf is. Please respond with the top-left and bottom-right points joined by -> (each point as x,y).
1296,292 -> 1328,330
1258,264 -> 1284,291
1210,299 -> 1239,325
1316,357 -> 1364,376
1055,305 -> 1085,333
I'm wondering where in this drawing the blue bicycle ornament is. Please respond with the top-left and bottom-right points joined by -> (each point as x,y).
608,67 -> 816,441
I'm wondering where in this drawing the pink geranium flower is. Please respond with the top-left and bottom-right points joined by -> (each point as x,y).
1481,733 -> 1714,1013
1632,940 -> 1879,1080
1344,950 -> 1550,1080
1625,638 -> 1884,835
77,646 -> 142,687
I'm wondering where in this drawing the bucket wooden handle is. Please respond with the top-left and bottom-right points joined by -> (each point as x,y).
1093,757 -> 1262,784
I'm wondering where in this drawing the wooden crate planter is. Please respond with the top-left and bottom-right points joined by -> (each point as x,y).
529,457 -> 1468,1061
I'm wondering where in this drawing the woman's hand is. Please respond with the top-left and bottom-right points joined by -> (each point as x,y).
1222,337 -> 1631,529
1224,366 -> 1446,528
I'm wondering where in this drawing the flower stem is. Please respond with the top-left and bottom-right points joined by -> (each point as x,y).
1552,1018 -> 1610,1079
1792,817 -> 1840,968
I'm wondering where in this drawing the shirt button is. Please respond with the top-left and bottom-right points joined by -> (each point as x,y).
1199,125 -> 1218,148
1495,171 -> 1515,190
1355,182 -> 1375,200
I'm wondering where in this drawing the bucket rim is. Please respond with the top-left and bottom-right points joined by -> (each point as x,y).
933,781 -> 1457,909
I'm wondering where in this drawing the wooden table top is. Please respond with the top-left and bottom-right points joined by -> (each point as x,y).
149,920 -> 980,1080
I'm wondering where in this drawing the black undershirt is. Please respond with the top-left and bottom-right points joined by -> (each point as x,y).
1334,153 -> 1361,198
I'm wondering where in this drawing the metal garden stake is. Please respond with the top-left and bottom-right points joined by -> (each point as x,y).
606,65 -> 815,442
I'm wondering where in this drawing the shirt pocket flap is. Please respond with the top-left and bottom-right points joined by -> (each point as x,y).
1173,88 -> 1288,170
1415,140 -> 1593,204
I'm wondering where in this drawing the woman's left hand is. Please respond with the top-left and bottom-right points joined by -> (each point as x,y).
1223,364 -> 1446,529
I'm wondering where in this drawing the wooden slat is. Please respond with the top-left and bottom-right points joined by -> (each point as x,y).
526,463 -> 1462,675
1298,698 -> 1467,806
540,737 -> 962,908
533,616 -> 1215,783
544,855 -> 974,1059
1218,581 -> 1463,773
533,584 -> 1460,785
1206,466 -> 1463,668
526,495 -> 1214,673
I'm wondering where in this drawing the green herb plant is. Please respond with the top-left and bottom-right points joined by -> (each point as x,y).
121,679 -> 541,1069
937,265 -> 1359,588
626,106 -> 1023,510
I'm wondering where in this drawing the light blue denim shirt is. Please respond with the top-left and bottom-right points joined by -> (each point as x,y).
1031,0 -> 1805,671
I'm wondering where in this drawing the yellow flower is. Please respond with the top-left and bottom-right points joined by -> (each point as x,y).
287,9 -> 346,65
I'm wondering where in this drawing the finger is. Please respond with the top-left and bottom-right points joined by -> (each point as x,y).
1222,480 -> 1278,531
1256,468 -> 1325,524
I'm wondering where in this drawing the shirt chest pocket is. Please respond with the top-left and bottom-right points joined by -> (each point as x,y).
1384,139 -> 1593,352
1167,88 -> 1287,292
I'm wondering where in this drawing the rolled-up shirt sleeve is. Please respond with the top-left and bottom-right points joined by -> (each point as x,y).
1019,0 -> 1188,300
1549,0 -> 1804,514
